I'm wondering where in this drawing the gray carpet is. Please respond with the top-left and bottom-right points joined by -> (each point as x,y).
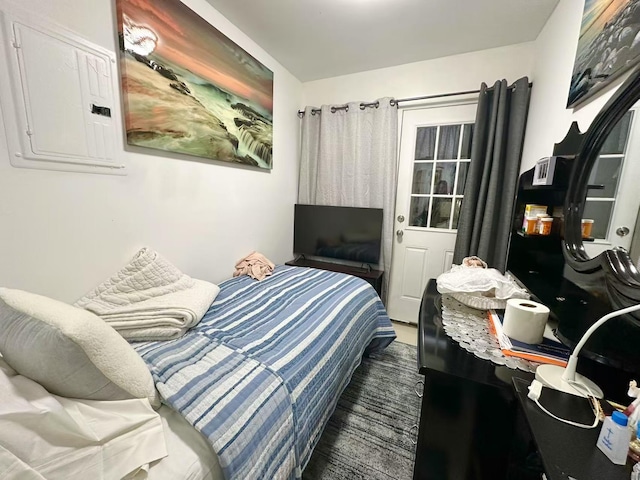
303,341 -> 423,480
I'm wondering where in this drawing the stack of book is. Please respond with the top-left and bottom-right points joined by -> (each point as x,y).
487,309 -> 570,366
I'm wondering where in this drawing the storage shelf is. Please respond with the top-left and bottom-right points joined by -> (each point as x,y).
515,231 -> 595,242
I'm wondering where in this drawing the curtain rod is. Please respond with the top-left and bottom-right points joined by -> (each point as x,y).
297,81 -> 532,117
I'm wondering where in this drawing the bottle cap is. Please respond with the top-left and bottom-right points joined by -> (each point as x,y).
612,411 -> 628,427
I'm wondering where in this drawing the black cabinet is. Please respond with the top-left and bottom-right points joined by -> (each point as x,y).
284,258 -> 383,296
413,279 -> 533,480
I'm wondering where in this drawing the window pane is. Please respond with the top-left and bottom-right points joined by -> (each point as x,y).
437,125 -> 461,160
583,201 -> 614,239
461,124 -> 474,159
412,163 -> 433,194
415,126 -> 436,160
430,198 -> 453,229
600,110 -> 632,155
409,197 -> 430,227
587,157 -> 622,198
457,162 -> 469,195
453,198 -> 463,229
434,162 -> 456,194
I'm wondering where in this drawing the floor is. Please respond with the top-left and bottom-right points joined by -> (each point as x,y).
392,321 -> 417,346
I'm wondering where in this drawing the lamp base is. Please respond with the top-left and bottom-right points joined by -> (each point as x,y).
535,364 -> 604,399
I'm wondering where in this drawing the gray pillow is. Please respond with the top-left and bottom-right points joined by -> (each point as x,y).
0,287 -> 159,407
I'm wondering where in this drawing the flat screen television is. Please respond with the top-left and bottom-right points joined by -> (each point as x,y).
294,204 -> 383,264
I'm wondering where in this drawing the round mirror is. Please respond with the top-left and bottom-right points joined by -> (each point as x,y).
582,108 -> 640,260
564,66 -> 640,306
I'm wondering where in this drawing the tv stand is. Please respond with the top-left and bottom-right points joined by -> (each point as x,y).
285,258 -> 383,296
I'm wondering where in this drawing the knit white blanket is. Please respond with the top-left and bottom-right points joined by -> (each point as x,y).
75,248 -> 220,341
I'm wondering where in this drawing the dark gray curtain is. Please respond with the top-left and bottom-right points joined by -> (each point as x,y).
453,77 -> 531,271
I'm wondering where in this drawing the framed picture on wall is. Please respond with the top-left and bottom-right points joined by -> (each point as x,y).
116,0 -> 274,169
567,0 -> 640,109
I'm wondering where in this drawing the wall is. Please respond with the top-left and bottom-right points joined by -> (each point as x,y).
521,0 -> 631,172
302,43 -> 535,109
0,0 -> 303,302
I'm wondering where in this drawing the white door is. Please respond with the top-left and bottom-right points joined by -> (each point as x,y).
387,104 -> 477,324
584,105 -> 640,259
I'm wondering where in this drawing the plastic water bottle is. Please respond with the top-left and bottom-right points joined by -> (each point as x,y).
596,411 -> 630,465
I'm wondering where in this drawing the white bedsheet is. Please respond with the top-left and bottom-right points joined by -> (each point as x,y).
0,358 -> 167,480
147,406 -> 224,480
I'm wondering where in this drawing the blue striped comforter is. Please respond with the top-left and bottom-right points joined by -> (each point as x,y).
135,265 -> 395,480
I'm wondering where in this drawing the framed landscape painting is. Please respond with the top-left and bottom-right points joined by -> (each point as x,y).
116,0 -> 274,169
568,0 -> 640,108
567,0 -> 640,108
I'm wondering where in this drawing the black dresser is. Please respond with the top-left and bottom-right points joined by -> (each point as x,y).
413,279 -> 534,480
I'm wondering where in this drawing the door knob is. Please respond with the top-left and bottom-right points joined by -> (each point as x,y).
396,230 -> 404,237
616,226 -> 630,237
397,215 -> 405,223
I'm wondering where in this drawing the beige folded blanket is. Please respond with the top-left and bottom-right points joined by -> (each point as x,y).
75,248 -> 220,341
234,252 -> 275,281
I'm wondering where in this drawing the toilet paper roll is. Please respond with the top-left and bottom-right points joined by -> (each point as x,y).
502,298 -> 550,344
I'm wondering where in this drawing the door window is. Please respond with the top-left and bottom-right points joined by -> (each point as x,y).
409,123 -> 474,229
583,111 -> 633,239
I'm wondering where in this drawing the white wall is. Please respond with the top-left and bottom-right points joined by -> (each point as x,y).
0,0 -> 303,302
521,0 -> 631,172
302,43 -> 535,109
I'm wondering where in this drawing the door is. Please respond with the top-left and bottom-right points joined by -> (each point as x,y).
584,105 -> 640,259
387,104 -> 477,324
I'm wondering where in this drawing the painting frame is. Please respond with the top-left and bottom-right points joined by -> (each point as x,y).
567,0 -> 640,109
115,0 -> 274,169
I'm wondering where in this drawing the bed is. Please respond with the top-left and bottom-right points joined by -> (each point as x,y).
0,265 -> 394,480
137,265 -> 395,480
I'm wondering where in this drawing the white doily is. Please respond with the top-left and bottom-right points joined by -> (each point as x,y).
440,295 -> 540,373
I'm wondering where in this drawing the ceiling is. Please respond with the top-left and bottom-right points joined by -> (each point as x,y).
205,0 -> 560,82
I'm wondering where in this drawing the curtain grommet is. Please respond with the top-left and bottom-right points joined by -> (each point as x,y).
330,106 -> 336,113
360,103 -> 365,110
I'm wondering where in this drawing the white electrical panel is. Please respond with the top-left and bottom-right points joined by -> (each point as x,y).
0,9 -> 125,174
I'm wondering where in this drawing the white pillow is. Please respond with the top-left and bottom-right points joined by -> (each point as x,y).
0,288 -> 159,407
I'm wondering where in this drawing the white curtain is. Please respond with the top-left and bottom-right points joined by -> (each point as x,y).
298,97 -> 398,301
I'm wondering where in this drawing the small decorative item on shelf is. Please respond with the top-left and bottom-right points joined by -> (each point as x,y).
536,214 -> 549,235
532,156 -> 558,186
522,204 -> 548,234
538,217 -> 553,236
581,218 -> 594,239
524,217 -> 538,235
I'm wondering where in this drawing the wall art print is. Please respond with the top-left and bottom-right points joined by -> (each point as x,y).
116,0 -> 274,169
568,0 -> 640,109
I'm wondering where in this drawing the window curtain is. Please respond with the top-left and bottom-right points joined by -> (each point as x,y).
453,77 -> 531,271
298,98 -> 398,302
